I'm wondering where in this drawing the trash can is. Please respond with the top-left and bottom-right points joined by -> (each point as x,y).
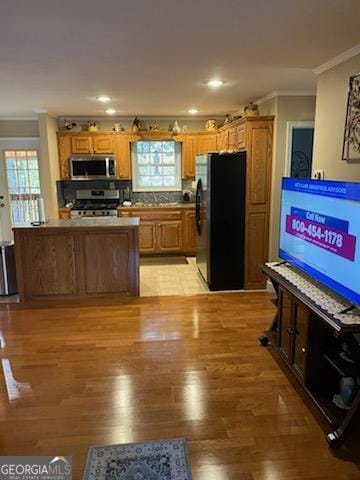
0,241 -> 18,295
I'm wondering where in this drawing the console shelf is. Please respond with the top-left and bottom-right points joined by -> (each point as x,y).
260,263 -> 360,448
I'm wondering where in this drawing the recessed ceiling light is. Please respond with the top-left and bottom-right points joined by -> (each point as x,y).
207,79 -> 223,88
106,108 -> 116,115
188,108 -> 198,114
97,95 -> 111,103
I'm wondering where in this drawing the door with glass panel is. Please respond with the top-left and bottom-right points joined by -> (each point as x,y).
0,139 -> 41,240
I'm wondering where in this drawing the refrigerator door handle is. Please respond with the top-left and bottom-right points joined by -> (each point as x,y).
195,179 -> 202,235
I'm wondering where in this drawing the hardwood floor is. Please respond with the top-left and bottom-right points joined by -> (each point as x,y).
0,293 -> 359,479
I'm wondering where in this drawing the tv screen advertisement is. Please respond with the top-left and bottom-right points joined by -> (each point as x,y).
279,178 -> 360,307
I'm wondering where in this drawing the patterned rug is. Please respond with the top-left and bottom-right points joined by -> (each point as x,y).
83,438 -> 192,480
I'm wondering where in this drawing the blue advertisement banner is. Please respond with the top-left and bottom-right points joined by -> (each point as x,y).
282,178 -> 360,202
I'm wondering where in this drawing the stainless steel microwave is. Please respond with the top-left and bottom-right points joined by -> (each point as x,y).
70,156 -> 116,180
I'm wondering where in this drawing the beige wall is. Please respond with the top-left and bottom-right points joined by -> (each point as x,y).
0,120 -> 39,137
312,53 -> 360,181
38,114 -> 60,219
260,95 -> 317,260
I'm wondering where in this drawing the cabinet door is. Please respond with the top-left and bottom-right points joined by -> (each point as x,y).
93,135 -> 114,154
71,135 -> 93,154
182,136 -> 197,178
114,135 -> 132,179
139,222 -> 157,253
157,221 -> 183,252
218,130 -> 229,151
292,302 -> 310,381
184,210 -> 196,252
228,128 -> 237,151
236,124 -> 246,149
58,135 -> 71,179
197,134 -> 217,154
58,208 -> 71,219
278,287 -> 293,363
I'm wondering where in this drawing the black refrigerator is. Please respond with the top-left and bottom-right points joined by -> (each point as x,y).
195,152 -> 246,290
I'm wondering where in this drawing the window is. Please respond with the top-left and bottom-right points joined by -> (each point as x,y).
132,141 -> 181,191
4,150 -> 41,224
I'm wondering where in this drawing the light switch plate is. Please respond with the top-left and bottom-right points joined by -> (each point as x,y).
313,169 -> 325,180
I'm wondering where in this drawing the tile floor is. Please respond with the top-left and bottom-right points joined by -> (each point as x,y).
140,256 -> 209,297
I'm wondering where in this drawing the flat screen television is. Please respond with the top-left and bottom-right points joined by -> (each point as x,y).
279,178 -> 360,307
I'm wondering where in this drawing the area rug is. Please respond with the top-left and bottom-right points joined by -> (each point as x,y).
83,437 -> 192,480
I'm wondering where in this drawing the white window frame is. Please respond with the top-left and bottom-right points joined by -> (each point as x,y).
131,140 -> 182,192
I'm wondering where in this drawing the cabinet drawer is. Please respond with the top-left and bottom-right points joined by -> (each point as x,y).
121,210 -> 182,221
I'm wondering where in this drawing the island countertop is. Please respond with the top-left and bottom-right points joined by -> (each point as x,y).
13,217 -> 140,230
13,217 -> 139,300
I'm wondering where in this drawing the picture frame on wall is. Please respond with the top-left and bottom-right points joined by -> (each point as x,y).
342,73 -> 360,161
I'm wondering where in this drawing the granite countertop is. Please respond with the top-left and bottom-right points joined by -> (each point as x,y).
12,217 -> 140,230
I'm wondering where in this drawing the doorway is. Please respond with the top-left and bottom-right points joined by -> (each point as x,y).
0,138 -> 41,240
285,122 -> 314,178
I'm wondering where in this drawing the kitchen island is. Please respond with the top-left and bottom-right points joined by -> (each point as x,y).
13,217 -> 139,301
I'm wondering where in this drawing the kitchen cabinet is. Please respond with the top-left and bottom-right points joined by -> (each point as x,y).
93,135 -> 114,154
157,221 -> 183,252
71,135 -> 93,154
196,134 -> 217,155
58,207 -> 71,219
57,132 -> 133,180
181,133 -> 217,179
139,222 -> 157,252
236,123 -> 246,149
182,135 -> 197,179
118,205 -> 195,254
114,135 -> 135,180
228,127 -> 237,151
184,210 -> 196,252
58,135 -> 72,179
217,129 -> 229,151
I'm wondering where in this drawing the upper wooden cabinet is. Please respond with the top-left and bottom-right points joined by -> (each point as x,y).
181,133 -> 217,179
71,135 -> 93,154
57,132 -> 133,180
196,134 -> 217,155
182,135 -> 197,179
58,135 -> 72,179
93,135 -> 114,154
114,135 -> 133,180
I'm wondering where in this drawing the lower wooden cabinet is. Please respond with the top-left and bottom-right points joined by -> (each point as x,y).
184,210 -> 196,251
58,208 -> 71,219
157,221 -> 183,252
278,286 -> 310,383
139,222 -> 157,252
118,206 -> 195,255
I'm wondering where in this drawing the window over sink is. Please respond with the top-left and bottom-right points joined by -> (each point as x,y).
132,140 -> 181,192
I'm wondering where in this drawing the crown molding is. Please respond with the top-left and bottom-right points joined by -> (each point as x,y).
0,116 -> 38,120
255,90 -> 316,105
313,43 -> 360,75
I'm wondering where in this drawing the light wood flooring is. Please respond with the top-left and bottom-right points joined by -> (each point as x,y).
0,293 -> 359,479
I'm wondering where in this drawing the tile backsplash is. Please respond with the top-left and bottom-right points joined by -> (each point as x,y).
57,179 -> 195,207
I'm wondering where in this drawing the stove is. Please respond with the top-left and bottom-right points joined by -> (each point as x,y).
70,189 -> 120,218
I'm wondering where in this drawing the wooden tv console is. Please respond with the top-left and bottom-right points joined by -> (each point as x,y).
260,263 -> 360,447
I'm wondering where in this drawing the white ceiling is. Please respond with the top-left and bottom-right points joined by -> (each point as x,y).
0,0 -> 359,117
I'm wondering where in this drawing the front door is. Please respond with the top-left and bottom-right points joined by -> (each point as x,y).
0,139 -> 41,241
